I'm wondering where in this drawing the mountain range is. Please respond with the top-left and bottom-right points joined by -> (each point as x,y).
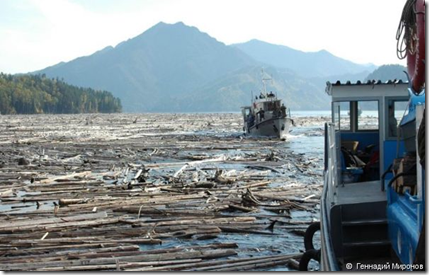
232,40 -> 376,78
364,64 -> 407,82
35,22 -> 377,112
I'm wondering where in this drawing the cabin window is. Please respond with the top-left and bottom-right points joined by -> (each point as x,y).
333,102 -> 351,131
357,101 -> 379,131
265,101 -> 280,112
387,100 -> 408,138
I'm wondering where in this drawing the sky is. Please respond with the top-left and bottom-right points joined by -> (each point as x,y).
0,0 -> 407,74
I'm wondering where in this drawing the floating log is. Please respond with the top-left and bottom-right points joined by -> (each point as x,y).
182,253 -> 302,271
0,248 -> 237,271
0,113 -> 326,271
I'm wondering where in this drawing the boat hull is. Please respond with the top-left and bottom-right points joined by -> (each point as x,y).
248,117 -> 292,139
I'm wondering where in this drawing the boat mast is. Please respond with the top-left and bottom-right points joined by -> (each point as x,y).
261,69 -> 272,95
261,69 -> 274,100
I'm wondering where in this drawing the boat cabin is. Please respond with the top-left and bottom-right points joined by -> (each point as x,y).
325,80 -> 410,185
320,80 -> 423,270
241,92 -> 289,137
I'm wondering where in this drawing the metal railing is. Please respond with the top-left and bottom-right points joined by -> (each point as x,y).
320,122 -> 340,270
325,123 -> 339,205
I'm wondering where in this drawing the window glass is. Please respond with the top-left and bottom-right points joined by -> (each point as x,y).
388,100 -> 408,138
333,102 -> 350,130
357,101 -> 379,130
265,101 -> 280,111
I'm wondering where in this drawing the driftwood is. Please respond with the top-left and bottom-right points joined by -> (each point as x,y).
0,113 -> 326,271
182,253 -> 302,272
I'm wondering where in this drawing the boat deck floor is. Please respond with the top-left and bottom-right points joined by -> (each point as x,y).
334,180 -> 386,205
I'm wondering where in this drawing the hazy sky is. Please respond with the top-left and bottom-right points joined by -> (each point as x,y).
1,0 -> 407,74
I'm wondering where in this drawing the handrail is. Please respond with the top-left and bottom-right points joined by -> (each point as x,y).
326,123 -> 338,199
415,104 -> 425,231
321,170 -> 340,270
415,104 -> 424,201
324,123 -> 328,171
320,123 -> 340,270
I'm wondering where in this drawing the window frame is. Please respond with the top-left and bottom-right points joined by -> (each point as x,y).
356,100 -> 380,132
385,97 -> 409,140
332,101 -> 352,131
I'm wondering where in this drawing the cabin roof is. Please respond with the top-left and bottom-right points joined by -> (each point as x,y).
254,98 -> 280,102
325,79 -> 410,99
328,79 -> 407,87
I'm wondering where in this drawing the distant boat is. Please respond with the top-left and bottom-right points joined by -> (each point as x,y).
241,71 -> 293,140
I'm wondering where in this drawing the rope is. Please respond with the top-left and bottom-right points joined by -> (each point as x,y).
396,0 -> 417,60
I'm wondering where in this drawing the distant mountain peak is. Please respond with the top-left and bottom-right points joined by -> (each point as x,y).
35,21 -> 255,112
243,39 -> 288,47
173,21 -> 186,26
33,21 -> 376,112
246,39 -> 265,44
150,21 -> 194,31
118,21 -> 207,49
233,40 -> 376,78
232,39 -> 300,54
141,21 -> 205,38
317,49 -> 329,54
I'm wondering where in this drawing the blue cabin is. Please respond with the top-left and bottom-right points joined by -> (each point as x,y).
304,80 -> 426,271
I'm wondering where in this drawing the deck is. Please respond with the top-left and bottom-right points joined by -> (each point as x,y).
334,180 -> 386,205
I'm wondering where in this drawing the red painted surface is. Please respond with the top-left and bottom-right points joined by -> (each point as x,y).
407,0 -> 425,93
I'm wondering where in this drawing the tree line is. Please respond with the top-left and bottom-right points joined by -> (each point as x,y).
0,73 -> 122,114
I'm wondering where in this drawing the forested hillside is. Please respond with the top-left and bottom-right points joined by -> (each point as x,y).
365,64 -> 407,82
0,73 -> 122,114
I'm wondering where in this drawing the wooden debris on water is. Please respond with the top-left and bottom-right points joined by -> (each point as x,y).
0,113 -> 328,271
